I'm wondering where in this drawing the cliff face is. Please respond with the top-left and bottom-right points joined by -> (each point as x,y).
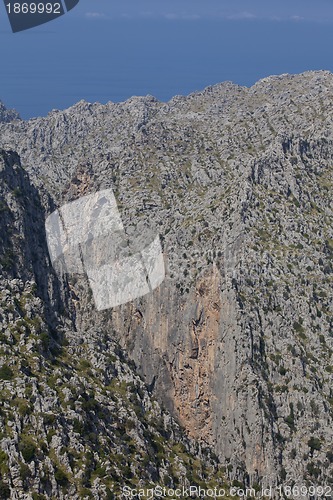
0,71 -> 333,494
0,151 -> 227,498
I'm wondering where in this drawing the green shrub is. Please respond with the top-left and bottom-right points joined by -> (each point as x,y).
285,414 -> 295,431
19,438 -> 36,462
0,365 -> 14,380
16,399 -> 32,417
0,250 -> 15,270
79,488 -> 93,498
306,462 -> 320,478
308,437 -> 321,452
32,493 -> 47,500
46,429 -> 56,444
40,332 -> 50,350
81,398 -> 99,412
279,366 -> 287,376
72,419 -> 84,434
0,450 -> 8,474
105,488 -> 115,500
94,464 -> 107,478
79,360 -> 91,370
293,321 -> 304,334
12,187 -> 22,197
0,480 -> 10,498
54,468 -> 69,487
20,462 -> 30,481
42,413 -> 56,425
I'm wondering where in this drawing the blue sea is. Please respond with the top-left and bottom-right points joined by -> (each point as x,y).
0,15 -> 332,119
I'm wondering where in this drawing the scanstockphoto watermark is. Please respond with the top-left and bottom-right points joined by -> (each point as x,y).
122,485 -> 276,498
121,484 -> 333,499
3,0 -> 80,33
45,189 -> 165,311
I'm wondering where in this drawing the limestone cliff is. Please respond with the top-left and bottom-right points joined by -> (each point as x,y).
0,151 -> 229,498
0,71 -> 333,495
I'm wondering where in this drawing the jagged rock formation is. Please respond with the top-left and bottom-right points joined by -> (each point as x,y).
0,151 -> 228,498
0,102 -> 20,124
0,70 -> 333,495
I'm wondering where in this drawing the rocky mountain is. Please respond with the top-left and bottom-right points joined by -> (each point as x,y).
0,102 -> 20,125
0,70 -> 333,497
0,150 -> 228,498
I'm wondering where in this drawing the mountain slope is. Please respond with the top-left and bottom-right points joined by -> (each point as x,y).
0,151 -> 230,499
0,71 -> 333,492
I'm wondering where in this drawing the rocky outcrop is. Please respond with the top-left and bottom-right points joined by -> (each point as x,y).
0,102 -> 20,124
0,71 -> 333,494
0,151 -> 228,498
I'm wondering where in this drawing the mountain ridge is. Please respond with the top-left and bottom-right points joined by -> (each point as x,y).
0,71 -> 333,496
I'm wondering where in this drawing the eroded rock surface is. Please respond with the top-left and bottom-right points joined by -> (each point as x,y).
0,71 -> 333,494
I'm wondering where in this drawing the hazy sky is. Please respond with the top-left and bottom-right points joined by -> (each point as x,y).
76,0 -> 333,22
1,0 -> 333,118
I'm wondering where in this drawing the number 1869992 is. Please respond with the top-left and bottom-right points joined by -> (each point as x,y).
6,2 -> 62,14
